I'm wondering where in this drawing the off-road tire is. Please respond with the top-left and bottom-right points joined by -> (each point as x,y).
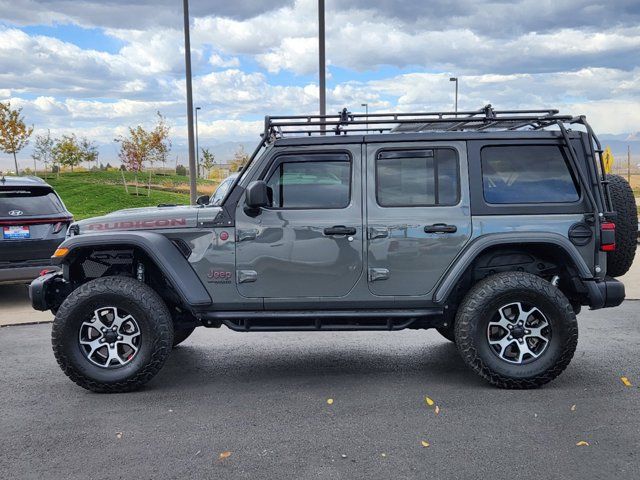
606,174 -> 637,277
172,326 -> 196,347
455,272 -> 578,389
436,324 -> 456,343
51,276 -> 174,393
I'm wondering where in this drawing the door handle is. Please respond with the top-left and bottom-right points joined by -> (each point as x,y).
324,225 -> 356,236
424,223 -> 457,234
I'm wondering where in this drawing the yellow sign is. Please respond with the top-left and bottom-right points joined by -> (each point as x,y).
602,146 -> 614,173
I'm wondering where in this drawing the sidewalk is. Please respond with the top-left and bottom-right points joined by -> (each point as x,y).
0,284 -> 53,327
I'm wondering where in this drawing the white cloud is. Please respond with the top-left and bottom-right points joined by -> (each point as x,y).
1,0 -> 639,170
208,54 -> 240,68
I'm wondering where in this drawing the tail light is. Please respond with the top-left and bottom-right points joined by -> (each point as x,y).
52,220 -> 71,234
600,222 -> 616,252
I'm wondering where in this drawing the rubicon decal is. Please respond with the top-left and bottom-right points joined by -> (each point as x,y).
87,218 -> 187,231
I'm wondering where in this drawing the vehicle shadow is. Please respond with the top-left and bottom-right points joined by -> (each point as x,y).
153,337 -> 487,391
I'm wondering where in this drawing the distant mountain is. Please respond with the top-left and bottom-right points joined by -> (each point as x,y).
599,134 -> 640,165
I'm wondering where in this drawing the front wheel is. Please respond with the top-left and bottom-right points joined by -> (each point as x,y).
455,272 -> 578,389
51,276 -> 174,393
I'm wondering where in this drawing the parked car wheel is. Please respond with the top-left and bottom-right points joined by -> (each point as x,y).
605,174 -> 637,277
51,276 -> 173,393
172,326 -> 196,347
455,272 -> 577,389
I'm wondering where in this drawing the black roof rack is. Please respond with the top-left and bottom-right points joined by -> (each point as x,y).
248,104 -> 612,221
262,104 -> 574,140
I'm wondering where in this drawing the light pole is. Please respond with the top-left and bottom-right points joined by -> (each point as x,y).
318,0 -> 326,133
195,106 -> 201,178
183,0 -> 197,203
449,77 -> 458,116
361,103 -> 368,131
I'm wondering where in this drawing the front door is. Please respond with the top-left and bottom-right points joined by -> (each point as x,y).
235,146 -> 363,298
366,141 -> 472,296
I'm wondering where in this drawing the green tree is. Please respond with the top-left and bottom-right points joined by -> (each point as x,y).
31,129 -> 54,178
0,101 -> 34,175
80,137 -> 99,170
200,148 -> 215,178
52,135 -> 83,172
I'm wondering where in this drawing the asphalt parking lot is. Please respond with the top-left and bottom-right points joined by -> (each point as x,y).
1,303 -> 638,480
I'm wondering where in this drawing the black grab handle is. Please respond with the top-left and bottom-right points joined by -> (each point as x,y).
424,223 -> 457,234
324,225 -> 357,236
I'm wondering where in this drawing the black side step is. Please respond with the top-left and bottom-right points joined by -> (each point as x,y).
201,308 -> 444,332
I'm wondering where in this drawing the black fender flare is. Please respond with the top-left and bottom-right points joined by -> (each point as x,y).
55,231 -> 212,307
433,232 -> 594,304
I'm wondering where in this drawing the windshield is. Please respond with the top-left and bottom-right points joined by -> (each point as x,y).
216,141 -> 271,206
211,177 -> 235,205
0,188 -> 66,217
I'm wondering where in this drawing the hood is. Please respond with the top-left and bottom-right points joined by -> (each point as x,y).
73,204 -> 218,234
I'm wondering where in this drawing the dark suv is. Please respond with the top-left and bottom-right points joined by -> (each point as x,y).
30,106 -> 637,392
1,176 -> 72,283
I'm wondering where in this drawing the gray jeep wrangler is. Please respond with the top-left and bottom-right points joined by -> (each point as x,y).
30,106 -> 637,392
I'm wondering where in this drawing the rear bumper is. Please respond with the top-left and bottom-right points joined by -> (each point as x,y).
0,264 -> 58,284
585,278 -> 625,310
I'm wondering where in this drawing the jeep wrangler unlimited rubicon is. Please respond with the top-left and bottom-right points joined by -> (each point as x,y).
30,106 -> 637,392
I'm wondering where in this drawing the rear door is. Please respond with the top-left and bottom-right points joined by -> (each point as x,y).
365,141 -> 472,296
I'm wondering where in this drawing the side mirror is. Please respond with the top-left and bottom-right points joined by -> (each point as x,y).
245,180 -> 269,210
196,195 -> 210,206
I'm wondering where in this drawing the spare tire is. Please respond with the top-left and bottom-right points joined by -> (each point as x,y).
606,174 -> 637,277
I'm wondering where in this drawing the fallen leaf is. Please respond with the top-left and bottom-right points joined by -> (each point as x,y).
115,432 -> 123,439
327,398 -> 334,405
434,405 -> 440,415
571,404 -> 576,411
425,396 -> 435,407
219,451 -> 232,460
621,376 -> 632,387
421,440 -> 430,448
576,441 -> 589,447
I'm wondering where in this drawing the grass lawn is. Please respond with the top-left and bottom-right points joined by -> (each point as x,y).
40,171 -> 219,220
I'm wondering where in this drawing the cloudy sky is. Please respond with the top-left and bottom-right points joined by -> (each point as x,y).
0,0 -> 639,169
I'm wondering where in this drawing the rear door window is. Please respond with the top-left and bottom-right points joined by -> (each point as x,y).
0,188 -> 65,217
376,148 -> 459,207
481,145 -> 579,204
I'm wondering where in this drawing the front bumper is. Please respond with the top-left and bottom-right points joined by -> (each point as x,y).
29,271 -> 70,311
585,277 -> 625,310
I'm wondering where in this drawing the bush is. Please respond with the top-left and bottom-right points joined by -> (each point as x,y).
176,164 -> 187,176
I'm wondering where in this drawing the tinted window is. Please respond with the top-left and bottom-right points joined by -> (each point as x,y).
481,145 -> 579,204
266,157 -> 351,209
0,188 -> 65,217
376,148 -> 459,207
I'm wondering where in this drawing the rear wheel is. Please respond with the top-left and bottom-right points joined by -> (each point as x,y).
455,272 -> 577,389
51,276 -> 174,393
606,174 -> 637,277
